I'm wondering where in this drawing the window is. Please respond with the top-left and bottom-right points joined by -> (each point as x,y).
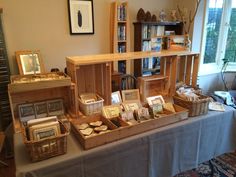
200,0 -> 236,75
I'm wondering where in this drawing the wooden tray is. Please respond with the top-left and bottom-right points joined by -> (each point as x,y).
9,72 -> 71,93
71,104 -> 188,149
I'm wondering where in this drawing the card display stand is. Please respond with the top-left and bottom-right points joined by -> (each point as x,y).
71,104 -> 188,149
8,73 -> 74,133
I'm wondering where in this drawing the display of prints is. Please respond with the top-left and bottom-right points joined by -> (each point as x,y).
47,99 -> 64,116
19,104 -> 36,122
34,102 -> 48,118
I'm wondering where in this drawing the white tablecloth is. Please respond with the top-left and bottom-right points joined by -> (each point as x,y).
14,106 -> 236,177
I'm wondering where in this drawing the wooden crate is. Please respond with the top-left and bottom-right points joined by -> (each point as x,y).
138,75 -> 169,102
8,74 -> 74,133
71,104 -> 188,149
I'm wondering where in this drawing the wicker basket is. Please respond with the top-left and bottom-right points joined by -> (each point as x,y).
173,94 -> 211,117
22,121 -> 69,162
78,94 -> 104,116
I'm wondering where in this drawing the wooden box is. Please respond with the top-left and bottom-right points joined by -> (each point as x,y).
9,72 -> 71,93
71,104 -> 188,149
8,73 -> 75,133
138,75 -> 169,102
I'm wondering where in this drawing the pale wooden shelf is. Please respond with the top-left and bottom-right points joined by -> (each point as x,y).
66,50 -> 199,66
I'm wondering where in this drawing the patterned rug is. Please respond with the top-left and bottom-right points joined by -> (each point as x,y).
175,152 -> 236,177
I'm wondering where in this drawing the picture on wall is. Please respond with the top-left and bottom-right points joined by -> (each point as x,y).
15,50 -> 45,75
68,0 -> 94,34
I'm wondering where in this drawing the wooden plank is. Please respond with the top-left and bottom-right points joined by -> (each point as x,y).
178,56 -> 186,82
66,51 -> 199,66
165,57 -> 172,95
192,54 -> 200,87
160,58 -> 165,76
185,55 -> 193,85
169,56 -> 177,96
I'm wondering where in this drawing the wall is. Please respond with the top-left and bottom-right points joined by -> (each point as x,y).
0,0 -> 176,74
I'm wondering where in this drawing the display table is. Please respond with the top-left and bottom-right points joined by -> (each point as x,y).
15,106 -> 236,177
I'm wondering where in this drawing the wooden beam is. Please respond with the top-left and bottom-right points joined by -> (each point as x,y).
66,50 -> 199,66
192,54 -> 200,87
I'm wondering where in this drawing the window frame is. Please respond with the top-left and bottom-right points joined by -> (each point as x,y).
199,0 -> 235,76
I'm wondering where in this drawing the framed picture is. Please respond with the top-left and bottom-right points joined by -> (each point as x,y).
111,91 -> 122,105
18,103 -> 36,123
34,102 -> 48,118
122,102 -> 142,112
134,107 -> 150,121
120,111 -> 134,121
146,95 -> 165,106
169,35 -> 187,51
29,121 -> 60,141
15,50 -> 45,75
102,105 -> 121,119
121,89 -> 140,103
68,0 -> 94,34
47,99 -> 64,116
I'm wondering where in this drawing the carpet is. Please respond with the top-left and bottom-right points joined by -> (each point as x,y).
175,152 -> 236,177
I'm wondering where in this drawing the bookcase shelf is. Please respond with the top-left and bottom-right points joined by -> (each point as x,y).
110,1 -> 130,74
133,21 -> 183,77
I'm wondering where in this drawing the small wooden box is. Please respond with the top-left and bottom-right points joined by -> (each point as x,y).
9,72 -> 71,93
138,75 -> 168,102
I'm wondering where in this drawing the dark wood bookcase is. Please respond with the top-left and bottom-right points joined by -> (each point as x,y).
0,10 -> 12,131
133,21 -> 183,77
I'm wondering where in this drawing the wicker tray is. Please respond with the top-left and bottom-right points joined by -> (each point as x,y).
173,94 -> 211,117
22,121 -> 69,162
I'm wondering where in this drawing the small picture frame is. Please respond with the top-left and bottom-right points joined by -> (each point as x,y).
134,107 -> 150,121
47,99 -> 64,116
151,103 -> 164,116
146,95 -> 165,106
102,105 -> 121,119
18,103 -> 36,123
34,102 -> 48,118
122,102 -> 142,112
29,122 -> 60,141
169,35 -> 187,51
15,50 -> 45,75
120,111 -> 134,121
68,0 -> 94,34
121,89 -> 140,103
111,91 -> 122,105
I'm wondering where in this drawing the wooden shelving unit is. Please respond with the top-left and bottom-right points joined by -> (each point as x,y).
133,21 -> 183,77
0,9 -> 12,131
110,1 -> 130,74
66,50 -> 199,117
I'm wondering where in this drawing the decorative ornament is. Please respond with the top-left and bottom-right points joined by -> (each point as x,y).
170,10 -> 177,22
151,14 -> 157,22
145,11 -> 152,22
159,10 -> 166,22
137,8 -> 146,22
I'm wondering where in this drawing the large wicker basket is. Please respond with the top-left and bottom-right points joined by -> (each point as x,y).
22,121 -> 69,162
173,94 -> 211,117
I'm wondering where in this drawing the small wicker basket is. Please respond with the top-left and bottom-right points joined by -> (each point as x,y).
78,94 -> 104,116
22,121 -> 69,162
173,94 -> 211,117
